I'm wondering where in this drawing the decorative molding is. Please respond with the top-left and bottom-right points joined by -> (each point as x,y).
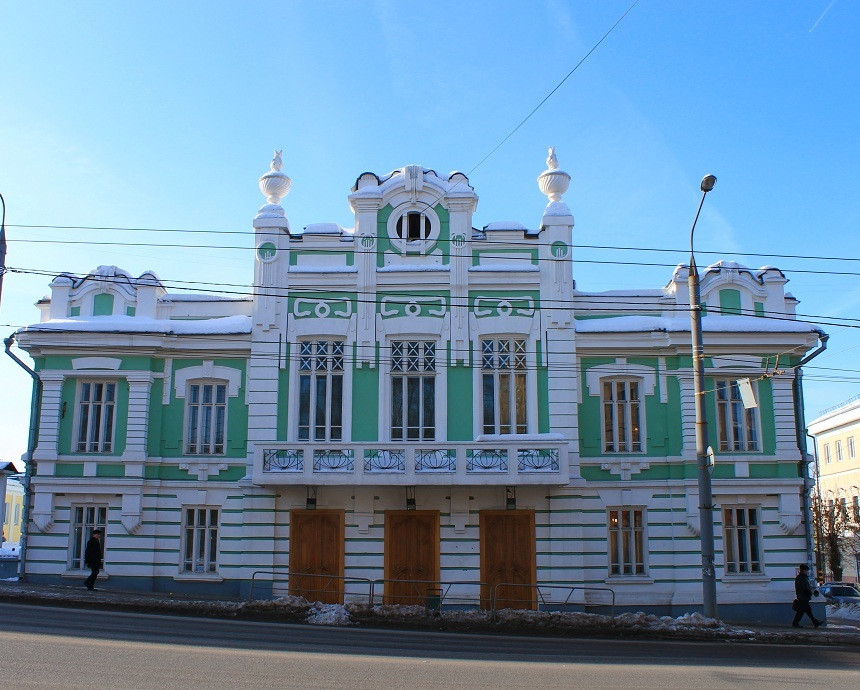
585,362 -> 657,398
473,296 -> 535,318
174,362 -> 242,398
600,459 -> 651,481
121,493 -> 143,534
179,461 -> 229,481
162,358 -> 173,405
379,295 -> 446,318
32,492 -> 55,532
778,492 -> 803,535
293,298 -> 352,319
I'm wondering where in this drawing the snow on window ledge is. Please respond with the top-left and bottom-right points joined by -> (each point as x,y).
173,572 -> 223,583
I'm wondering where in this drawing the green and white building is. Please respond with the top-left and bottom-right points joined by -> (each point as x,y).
15,150 -> 825,621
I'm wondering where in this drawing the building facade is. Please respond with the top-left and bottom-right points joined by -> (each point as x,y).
15,151 -> 825,621
807,397 -> 860,581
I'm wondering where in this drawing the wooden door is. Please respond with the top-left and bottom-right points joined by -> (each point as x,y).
289,509 -> 344,604
384,510 -> 440,605
480,510 -> 536,610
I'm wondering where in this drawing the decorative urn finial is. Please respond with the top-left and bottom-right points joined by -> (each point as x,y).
258,149 -> 292,205
537,146 -> 570,202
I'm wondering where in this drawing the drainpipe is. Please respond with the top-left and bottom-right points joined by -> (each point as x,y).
793,331 -> 828,579
4,333 -> 41,581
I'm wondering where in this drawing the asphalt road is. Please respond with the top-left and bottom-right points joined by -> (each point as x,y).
1,602 -> 857,689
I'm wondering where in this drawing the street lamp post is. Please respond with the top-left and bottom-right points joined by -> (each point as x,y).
688,174 -> 718,619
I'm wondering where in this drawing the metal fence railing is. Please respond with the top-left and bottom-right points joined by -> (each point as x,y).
247,571 -> 615,618
247,570 -> 374,604
368,578 -> 489,609
491,583 -> 616,618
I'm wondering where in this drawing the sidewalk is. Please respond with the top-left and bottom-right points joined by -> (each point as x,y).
2,579 -> 859,646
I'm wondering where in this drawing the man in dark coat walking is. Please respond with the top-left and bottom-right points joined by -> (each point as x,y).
792,563 -> 822,628
83,528 -> 103,591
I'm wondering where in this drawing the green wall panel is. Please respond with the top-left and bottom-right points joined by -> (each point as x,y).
578,357 -> 681,458
352,360 -> 379,441
718,289 -> 742,315
60,377 -> 128,456
376,204 -> 394,267
758,377 -> 776,455
153,358 -> 248,458
447,365 -> 473,441
55,462 -> 84,477
92,293 -> 114,316
207,466 -> 247,482
144,465 -> 194,481
277,360 -> 290,442
95,463 -> 125,478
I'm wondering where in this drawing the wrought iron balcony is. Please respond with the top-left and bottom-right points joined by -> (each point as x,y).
252,438 -> 570,485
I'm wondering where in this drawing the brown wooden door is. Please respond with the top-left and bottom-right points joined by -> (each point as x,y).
480,510 -> 536,610
384,510 -> 440,605
289,509 -> 344,604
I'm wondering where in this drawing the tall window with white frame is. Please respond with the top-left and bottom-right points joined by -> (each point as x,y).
848,436 -> 855,459
76,381 -> 116,452
715,379 -> 758,452
608,508 -> 646,576
481,338 -> 527,435
185,381 -> 227,455
390,341 -> 435,441
722,506 -> 763,574
182,507 -> 219,574
602,380 -> 642,453
70,505 -> 107,569
836,440 -> 843,462
823,443 -> 831,464
298,340 -> 344,442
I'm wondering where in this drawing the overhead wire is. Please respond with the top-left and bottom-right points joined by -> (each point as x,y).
8,265 -> 860,336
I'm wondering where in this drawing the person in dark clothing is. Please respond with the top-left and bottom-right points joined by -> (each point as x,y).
792,564 -> 822,628
83,528 -> 103,591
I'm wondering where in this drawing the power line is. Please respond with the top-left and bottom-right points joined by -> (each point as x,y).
10,263 -> 857,335
11,235 -> 860,280
466,0 -> 641,176
12,225 -> 860,268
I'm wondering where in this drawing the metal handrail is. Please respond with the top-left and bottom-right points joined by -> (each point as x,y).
491,582 -> 616,618
247,569 -> 374,604
369,578 -> 489,608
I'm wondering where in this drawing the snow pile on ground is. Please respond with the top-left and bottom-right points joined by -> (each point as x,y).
307,603 -> 352,626
251,594 -> 309,610
827,603 -> 860,622
617,611 -> 723,631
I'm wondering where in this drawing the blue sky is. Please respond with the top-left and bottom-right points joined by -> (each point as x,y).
1,1 -> 858,467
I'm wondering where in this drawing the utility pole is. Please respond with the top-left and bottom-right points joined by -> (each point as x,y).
688,174 -> 718,619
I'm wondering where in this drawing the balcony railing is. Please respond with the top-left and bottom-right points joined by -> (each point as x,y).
253,439 -> 569,485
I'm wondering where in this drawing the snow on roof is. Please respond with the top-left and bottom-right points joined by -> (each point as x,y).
376,264 -> 450,273
575,315 -> 823,335
159,294 -> 251,302
483,221 -> 528,232
288,266 -> 358,273
22,315 -> 252,335
575,289 -> 665,297
303,223 -> 344,235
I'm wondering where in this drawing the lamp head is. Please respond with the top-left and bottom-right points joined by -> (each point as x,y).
701,175 -> 717,193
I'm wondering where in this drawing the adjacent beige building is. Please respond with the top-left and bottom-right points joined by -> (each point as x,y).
807,395 -> 860,580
